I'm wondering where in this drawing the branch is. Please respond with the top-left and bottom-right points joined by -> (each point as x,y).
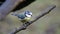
10,5 -> 56,34
0,0 -> 24,20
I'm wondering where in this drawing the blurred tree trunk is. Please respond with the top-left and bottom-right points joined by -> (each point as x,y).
0,0 -> 24,20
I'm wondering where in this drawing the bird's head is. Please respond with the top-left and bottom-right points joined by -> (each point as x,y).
24,10 -> 32,17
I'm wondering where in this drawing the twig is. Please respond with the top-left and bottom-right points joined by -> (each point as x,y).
0,0 -> 24,20
10,5 -> 56,34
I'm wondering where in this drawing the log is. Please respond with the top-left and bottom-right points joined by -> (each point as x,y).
0,0 -> 24,20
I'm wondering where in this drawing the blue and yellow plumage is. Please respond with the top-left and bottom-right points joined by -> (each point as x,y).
11,10 -> 32,23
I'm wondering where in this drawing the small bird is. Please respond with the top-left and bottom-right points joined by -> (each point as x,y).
11,10 -> 32,23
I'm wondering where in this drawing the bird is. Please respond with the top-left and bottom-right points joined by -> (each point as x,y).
11,10 -> 32,23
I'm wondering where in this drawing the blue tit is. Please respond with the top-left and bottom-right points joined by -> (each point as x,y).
12,10 -> 32,23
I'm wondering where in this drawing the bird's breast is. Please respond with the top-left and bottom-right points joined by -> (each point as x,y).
20,17 -> 31,23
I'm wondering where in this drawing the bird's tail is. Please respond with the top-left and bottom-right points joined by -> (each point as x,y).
11,12 -> 18,16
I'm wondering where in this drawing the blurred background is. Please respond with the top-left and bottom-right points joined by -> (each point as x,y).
0,0 -> 60,34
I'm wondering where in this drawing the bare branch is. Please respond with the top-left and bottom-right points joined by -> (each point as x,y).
0,0 -> 24,20
10,5 -> 56,34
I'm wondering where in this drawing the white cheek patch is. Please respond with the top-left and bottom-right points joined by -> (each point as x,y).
26,14 -> 31,17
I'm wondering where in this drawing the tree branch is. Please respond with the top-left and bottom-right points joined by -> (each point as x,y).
0,0 -> 24,20
10,5 -> 56,34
